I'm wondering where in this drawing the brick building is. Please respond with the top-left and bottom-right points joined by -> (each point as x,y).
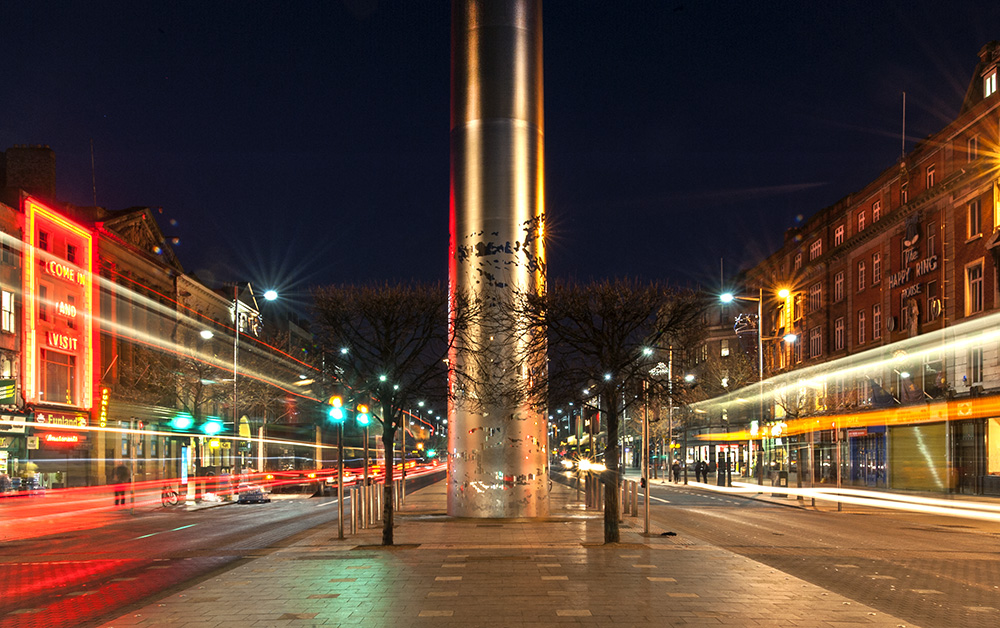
691,41 -> 1000,496
0,146 -> 323,490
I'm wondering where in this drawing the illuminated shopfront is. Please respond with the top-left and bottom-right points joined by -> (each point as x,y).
23,198 -> 94,410
21,199 -> 95,488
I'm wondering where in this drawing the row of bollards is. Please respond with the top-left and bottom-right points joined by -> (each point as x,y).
582,472 -> 642,520
343,479 -> 407,536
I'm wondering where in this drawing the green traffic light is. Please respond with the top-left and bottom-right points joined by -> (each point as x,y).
329,407 -> 345,422
356,403 -> 370,426
170,414 -> 194,430
202,419 -> 224,435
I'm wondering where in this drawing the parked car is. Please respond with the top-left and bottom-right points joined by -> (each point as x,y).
236,483 -> 270,504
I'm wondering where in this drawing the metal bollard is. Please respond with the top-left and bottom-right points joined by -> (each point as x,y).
620,482 -> 626,518
631,481 -> 638,517
350,487 -> 358,534
375,483 -> 382,521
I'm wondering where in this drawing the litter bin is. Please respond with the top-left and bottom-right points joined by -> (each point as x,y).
772,470 -> 788,497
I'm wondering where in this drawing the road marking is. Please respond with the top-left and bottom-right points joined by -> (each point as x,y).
132,524 -> 197,540
314,499 -> 340,508
649,495 -> 671,504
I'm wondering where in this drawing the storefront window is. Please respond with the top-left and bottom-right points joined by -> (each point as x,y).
40,349 -> 76,405
989,419 -> 1000,476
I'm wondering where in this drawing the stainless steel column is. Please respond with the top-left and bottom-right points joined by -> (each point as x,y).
449,0 -> 548,518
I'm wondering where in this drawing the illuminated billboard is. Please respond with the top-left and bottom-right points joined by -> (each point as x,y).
22,198 -> 95,410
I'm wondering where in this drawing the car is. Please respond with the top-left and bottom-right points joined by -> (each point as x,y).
236,483 -> 270,504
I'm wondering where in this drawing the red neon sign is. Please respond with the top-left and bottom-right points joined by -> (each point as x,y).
46,331 -> 79,351
41,433 -> 80,444
44,260 -> 87,286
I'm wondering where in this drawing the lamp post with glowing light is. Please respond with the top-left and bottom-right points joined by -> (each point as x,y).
721,288 -> 798,485
232,284 -> 277,477
721,289 -> 764,485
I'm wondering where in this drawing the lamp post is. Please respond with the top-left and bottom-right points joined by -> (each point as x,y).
232,284 -> 277,477
721,288 -> 764,484
721,288 -> 799,486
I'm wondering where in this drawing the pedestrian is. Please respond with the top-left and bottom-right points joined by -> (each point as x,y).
671,459 -> 680,483
696,460 -> 704,483
113,464 -> 129,506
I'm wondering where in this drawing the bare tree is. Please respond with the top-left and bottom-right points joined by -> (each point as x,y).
312,282 -> 467,546
524,279 -> 707,543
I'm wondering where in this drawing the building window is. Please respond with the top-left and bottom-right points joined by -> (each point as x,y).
809,327 -> 821,358
720,339 -> 730,358
857,260 -> 866,291
901,186 -> 908,205
858,310 -> 866,345
1,290 -> 13,334
968,199 -> 982,239
857,211 -> 866,232
872,200 -> 881,222
926,165 -> 936,188
985,69 -> 997,98
793,253 -> 802,272
969,135 -> 979,161
873,304 -> 882,340
927,228 -> 936,257
809,239 -> 822,261
834,271 -> 844,302
67,244 -> 77,264
0,242 -> 18,267
966,260 -> 984,315
872,253 -> 881,284
969,345 -> 984,385
794,295 -> 804,321
809,282 -> 821,312
902,294 -> 911,331
926,280 -> 938,322
40,350 -> 76,405
39,284 -> 48,321
834,317 -> 845,351
66,295 -> 76,330
39,231 -> 49,252
834,225 -> 844,246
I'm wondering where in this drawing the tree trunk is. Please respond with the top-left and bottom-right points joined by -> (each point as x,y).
603,399 -> 620,543
381,402 -> 395,546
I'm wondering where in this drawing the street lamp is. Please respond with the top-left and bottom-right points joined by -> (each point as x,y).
721,288 -> 764,485
232,283 -> 276,477
721,287 -> 799,486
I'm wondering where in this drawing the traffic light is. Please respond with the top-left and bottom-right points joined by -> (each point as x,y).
328,396 -> 345,422
356,404 -> 370,426
170,413 -> 194,430
201,418 -> 224,436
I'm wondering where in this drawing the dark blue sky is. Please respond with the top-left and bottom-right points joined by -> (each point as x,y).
4,1 -> 999,299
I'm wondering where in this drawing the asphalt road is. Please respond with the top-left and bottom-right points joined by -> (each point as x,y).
0,471 -> 444,628
641,479 -> 1000,628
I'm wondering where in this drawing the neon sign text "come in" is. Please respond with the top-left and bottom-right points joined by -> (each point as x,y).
44,260 -> 87,286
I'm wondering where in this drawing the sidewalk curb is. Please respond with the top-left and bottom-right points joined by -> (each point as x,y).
650,478 -> 813,510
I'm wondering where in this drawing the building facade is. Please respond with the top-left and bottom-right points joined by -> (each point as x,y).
693,41 -> 1000,496
0,146 -> 325,491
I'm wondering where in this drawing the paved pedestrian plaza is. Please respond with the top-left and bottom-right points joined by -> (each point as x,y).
100,479 -> 919,627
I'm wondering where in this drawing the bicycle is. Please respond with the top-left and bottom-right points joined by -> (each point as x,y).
161,485 -> 180,507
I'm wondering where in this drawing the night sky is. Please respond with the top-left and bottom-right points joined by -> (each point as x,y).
4,1 -> 1000,302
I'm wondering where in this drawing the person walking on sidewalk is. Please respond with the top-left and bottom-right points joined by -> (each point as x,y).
671,459 -> 680,483
113,464 -> 129,506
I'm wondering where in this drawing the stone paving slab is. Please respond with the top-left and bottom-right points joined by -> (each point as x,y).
99,480 -> 921,628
